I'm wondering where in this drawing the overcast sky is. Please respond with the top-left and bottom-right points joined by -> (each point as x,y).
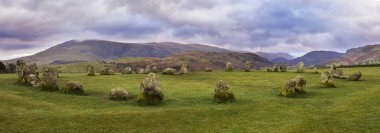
1,0 -> 380,60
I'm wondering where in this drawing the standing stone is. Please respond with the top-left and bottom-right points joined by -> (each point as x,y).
330,64 -> 346,79
0,61 -> 7,73
321,71 -> 335,87
7,63 -> 16,73
162,68 -> 176,75
61,81 -> 85,95
122,67 -> 133,74
87,65 -> 95,76
225,61 -> 233,72
28,63 -> 38,75
296,62 -> 305,73
214,80 -> 235,103
244,61 -> 251,72
26,74 -> 39,87
144,65 -> 151,74
138,73 -> 164,105
280,75 -> 306,97
16,60 -> 29,84
40,68 -> 59,91
280,64 -> 287,72
100,66 -> 111,75
138,68 -> 145,74
266,67 -> 273,72
313,67 -> 319,74
273,64 -> 279,72
205,67 -> 213,72
179,63 -> 188,74
151,66 -> 159,73
347,72 -> 362,81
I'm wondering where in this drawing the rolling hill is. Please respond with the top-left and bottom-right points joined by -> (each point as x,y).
339,44 -> 380,64
284,51 -> 344,66
5,40 -> 230,65
256,52 -> 293,62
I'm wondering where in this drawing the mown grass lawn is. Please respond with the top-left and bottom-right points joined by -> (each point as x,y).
0,67 -> 379,132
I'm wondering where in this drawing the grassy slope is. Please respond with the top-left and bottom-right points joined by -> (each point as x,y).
0,67 -> 379,132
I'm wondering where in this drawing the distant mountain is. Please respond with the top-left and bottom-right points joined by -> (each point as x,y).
111,51 -> 273,71
256,52 -> 293,62
339,44 -> 380,64
285,51 -> 344,66
6,40 -> 230,65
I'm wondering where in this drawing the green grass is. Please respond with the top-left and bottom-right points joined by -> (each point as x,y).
0,67 -> 379,132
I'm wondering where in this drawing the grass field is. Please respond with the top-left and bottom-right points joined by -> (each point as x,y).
0,67 -> 379,132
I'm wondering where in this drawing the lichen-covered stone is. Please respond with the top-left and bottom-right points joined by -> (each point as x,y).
100,66 -> 113,75
313,67 -> 319,74
280,64 -> 287,72
109,87 -> 129,100
61,81 -> 85,95
225,61 -> 233,72
122,67 -> 133,74
26,74 -> 39,87
40,68 -> 59,91
244,61 -> 251,72
321,71 -> 335,87
205,67 -> 213,72
273,64 -> 279,72
347,72 -> 362,81
214,80 -> 235,103
266,68 -> 273,72
151,66 -> 159,73
280,75 -> 306,97
162,68 -> 176,75
144,65 -> 151,74
179,63 -> 188,74
138,73 -> 164,105
138,68 -> 145,74
296,62 -> 305,73
330,65 -> 346,79
87,65 -> 95,76
16,60 -> 29,84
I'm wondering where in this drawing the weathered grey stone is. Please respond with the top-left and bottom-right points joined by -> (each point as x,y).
138,73 -> 164,104
214,80 -> 235,103
144,65 -> 151,74
162,68 -> 176,75
244,61 -> 251,72
100,66 -> 113,75
16,60 -> 29,84
122,67 -> 132,74
330,65 -> 346,79
138,68 -> 145,74
225,61 -> 233,72
151,66 -> 159,73
205,67 -> 213,72
273,64 -> 279,72
179,63 -> 188,74
321,71 -> 335,87
110,87 -> 129,100
61,81 -> 85,95
87,65 -> 95,76
347,72 -> 362,81
40,68 -> 59,91
26,74 -> 39,87
280,75 -> 306,97
296,62 -> 305,73
266,67 -> 273,72
313,67 -> 319,74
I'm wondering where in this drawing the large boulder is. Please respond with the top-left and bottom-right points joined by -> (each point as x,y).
26,74 -> 39,87
280,75 -> 306,97
280,64 -> 287,72
179,63 -> 189,74
162,68 -> 176,75
330,65 -> 346,79
273,64 -> 279,72
225,61 -> 233,72
138,73 -> 164,105
40,68 -> 59,91
110,87 -> 129,100
214,80 -> 235,103
144,65 -> 151,74
122,67 -> 133,74
244,61 -> 251,72
296,62 -> 305,73
321,71 -> 335,87
87,65 -> 95,76
347,72 -> 362,81
61,81 -> 85,95
16,60 -> 29,84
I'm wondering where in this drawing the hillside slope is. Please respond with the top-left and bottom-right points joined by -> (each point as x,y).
340,44 -> 380,64
6,40 -> 230,65
285,51 -> 344,66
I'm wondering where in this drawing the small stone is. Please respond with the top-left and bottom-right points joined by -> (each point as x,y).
296,62 -> 305,73
110,87 -> 129,100
205,67 -> 213,72
151,66 -> 159,73
244,61 -> 251,72
138,68 -> 145,74
280,64 -> 287,72
61,81 -> 85,95
266,67 -> 273,72
321,71 -> 335,87
144,65 -> 151,74
179,63 -> 188,74
162,68 -> 176,75
273,64 -> 279,72
214,80 -> 235,103
225,61 -> 233,72
122,67 -> 133,74
87,65 -> 95,76
347,72 -> 362,81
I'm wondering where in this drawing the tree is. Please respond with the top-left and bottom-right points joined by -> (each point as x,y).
7,63 -> 16,73
0,61 -> 7,73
